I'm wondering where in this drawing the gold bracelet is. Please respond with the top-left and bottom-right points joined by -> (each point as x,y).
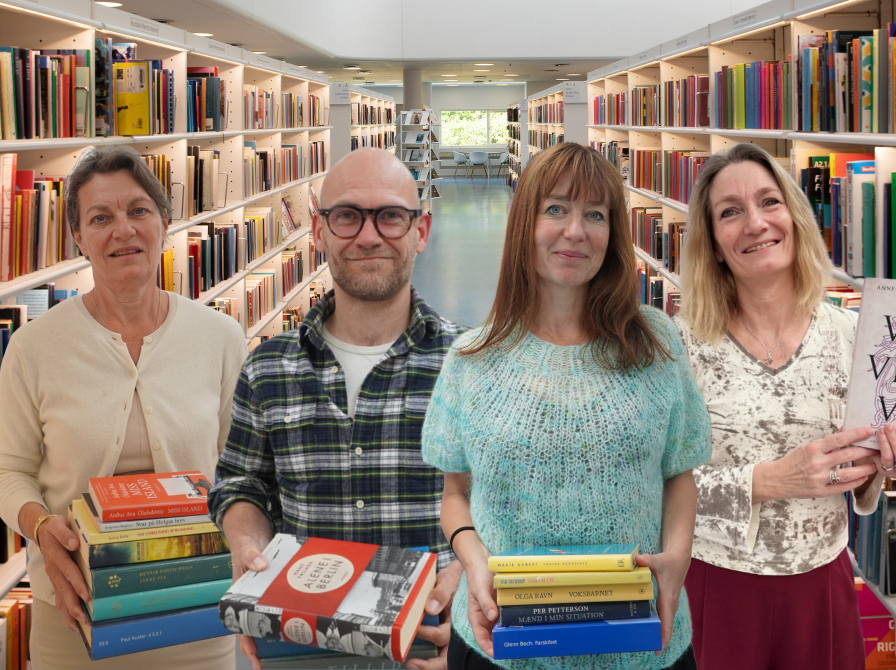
32,513 -> 57,552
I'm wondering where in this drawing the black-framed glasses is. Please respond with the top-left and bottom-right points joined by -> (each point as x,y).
318,205 -> 423,239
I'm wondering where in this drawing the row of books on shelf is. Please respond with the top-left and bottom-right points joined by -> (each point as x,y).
506,106 -> 521,123
663,75 -> 710,128
0,289 -> 76,368
849,482 -> 896,596
399,110 -> 432,126
351,103 -> 392,126
528,130 -> 563,150
715,60 -> 792,131
508,138 -> 522,158
185,66 -> 226,132
244,88 -> 309,131
401,131 -> 431,146
797,148 -> 896,280
630,148 -> 708,205
593,140 -> 630,178
351,131 -> 395,151
1,582 -> 32,670
508,124 -> 522,141
529,101 -> 563,125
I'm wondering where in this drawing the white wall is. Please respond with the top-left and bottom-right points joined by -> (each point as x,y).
363,84 -> 525,112
208,0 -> 763,61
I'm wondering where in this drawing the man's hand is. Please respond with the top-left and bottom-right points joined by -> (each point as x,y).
406,560 -> 462,670
220,502 -> 274,670
635,549 -> 690,654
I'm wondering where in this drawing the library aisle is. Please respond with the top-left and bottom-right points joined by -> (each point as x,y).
411,176 -> 511,328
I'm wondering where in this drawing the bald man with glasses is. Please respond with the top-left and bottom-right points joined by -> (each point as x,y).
208,148 -> 466,670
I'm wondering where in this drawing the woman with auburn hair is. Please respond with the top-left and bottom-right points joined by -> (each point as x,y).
421,142 -> 711,670
675,142 -> 893,670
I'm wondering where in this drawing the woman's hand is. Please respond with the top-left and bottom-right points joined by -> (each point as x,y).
753,426 -> 878,503
462,546 -> 498,659
873,424 -> 896,474
635,548 -> 690,654
406,560 -> 462,670
39,515 -> 91,632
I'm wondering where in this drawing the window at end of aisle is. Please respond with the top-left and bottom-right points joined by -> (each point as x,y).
441,111 -> 510,146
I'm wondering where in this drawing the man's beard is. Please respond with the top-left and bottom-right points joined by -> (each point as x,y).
328,251 -> 415,302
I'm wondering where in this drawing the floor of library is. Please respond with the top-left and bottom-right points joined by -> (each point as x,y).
233,174 -> 510,670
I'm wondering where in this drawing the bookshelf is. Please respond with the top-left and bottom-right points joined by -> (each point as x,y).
527,82 -> 587,161
399,109 -> 434,213
850,548 -> 896,619
0,551 -> 26,600
583,0 -> 896,314
0,0 -> 333,349
430,117 -> 442,200
330,84 -> 396,166
507,100 -> 528,192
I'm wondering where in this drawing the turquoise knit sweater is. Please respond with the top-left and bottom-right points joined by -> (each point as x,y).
422,307 -> 711,670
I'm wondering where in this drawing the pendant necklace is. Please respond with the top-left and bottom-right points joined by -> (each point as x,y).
739,309 -> 797,366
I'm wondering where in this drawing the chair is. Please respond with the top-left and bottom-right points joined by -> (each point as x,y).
496,152 -> 510,177
452,152 -> 469,177
468,151 -> 490,179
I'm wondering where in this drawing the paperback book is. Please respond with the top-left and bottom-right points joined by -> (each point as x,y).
488,544 -> 639,573
88,471 -> 211,522
843,278 -> 896,448
85,577 -> 232,621
498,600 -> 652,627
495,581 -> 653,606
219,534 -> 436,662
494,565 -> 651,588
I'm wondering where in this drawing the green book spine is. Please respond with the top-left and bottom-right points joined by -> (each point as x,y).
735,63 -> 746,129
862,179 -> 876,278
87,577 -> 232,621
727,67 -> 734,128
88,553 -> 233,599
891,172 -> 896,279
83,531 -> 228,568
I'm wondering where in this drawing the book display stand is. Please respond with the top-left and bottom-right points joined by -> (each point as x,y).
0,0 -> 331,350
527,82 -> 587,160
330,84 -> 396,165
507,101 -> 528,192
399,109 -> 434,213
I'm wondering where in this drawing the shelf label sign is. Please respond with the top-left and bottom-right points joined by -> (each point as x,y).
563,81 -> 583,103
283,64 -> 303,77
254,54 -> 274,67
637,51 -> 649,61
207,40 -> 226,54
733,9 -> 757,28
332,83 -> 351,104
129,17 -> 161,36
676,37 -> 688,48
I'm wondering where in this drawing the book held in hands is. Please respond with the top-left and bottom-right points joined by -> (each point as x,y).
219,534 -> 436,662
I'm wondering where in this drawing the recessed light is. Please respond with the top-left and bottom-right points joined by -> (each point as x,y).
566,73 -> 581,76
358,70 -> 371,74
447,84 -> 459,86
441,74 -> 457,77
497,83 -> 508,86
473,69 -> 490,72
95,1 -> 123,6
193,32 -> 213,37
475,63 -> 494,66
344,65 -> 360,69
504,74 -> 519,77
253,51 -> 267,54
557,78 -> 570,81
316,70 -> 325,74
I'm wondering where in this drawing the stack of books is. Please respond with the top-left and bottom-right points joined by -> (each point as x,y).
67,472 -> 232,660
489,544 -> 661,660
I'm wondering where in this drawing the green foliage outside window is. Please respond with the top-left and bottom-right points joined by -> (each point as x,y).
441,110 -> 510,146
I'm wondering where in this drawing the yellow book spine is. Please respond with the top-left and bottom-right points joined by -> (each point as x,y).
488,552 -> 637,573
71,499 -> 219,545
494,566 -> 652,589
496,581 -> 654,607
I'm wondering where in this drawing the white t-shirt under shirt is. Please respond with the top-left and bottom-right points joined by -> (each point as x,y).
322,326 -> 392,418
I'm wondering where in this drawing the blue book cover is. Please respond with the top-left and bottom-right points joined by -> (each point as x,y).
832,178 -> 842,265
493,610 -> 661,659
77,603 -> 229,660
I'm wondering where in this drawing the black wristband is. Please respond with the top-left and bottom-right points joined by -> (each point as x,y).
449,526 -> 477,554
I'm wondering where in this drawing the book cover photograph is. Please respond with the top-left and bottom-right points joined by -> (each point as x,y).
88,471 -> 212,521
220,534 -> 437,661
843,278 -> 896,448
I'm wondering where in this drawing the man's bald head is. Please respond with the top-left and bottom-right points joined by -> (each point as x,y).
321,148 -> 418,209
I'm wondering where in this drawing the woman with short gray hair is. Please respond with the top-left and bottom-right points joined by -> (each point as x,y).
676,143 -> 892,669
0,145 -> 247,669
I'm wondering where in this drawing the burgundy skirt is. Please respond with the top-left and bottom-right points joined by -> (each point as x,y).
685,549 -> 864,670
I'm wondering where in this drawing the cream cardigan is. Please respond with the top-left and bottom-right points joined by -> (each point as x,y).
0,293 -> 248,604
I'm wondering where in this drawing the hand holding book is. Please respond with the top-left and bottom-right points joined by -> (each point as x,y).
405,559 -> 462,670
455,535 -> 498,659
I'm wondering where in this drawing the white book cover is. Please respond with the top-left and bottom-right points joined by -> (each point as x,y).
835,53 -> 848,132
875,147 -> 896,278
843,279 -> 896,449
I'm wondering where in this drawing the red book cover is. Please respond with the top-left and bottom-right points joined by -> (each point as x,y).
187,66 -> 219,76
223,535 -> 437,662
88,471 -> 211,521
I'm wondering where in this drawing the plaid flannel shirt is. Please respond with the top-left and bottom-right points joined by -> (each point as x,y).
208,287 -> 466,569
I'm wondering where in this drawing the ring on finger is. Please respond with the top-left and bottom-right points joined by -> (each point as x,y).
882,463 -> 896,472
829,469 -> 842,485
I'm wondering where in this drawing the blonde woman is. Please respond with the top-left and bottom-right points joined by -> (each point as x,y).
675,143 -> 894,670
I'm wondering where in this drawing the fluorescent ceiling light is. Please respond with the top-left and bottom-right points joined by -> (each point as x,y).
193,32 -> 213,37
473,69 -> 490,72
441,74 -> 457,77
475,63 -> 493,66
253,51 -> 267,54
566,73 -> 581,76
96,1 -> 122,6
497,83 -> 508,86
557,78 -> 569,80
711,21 -> 785,44
797,0 -> 866,18
504,74 -> 519,77
344,65 -> 361,70
447,84 -> 459,86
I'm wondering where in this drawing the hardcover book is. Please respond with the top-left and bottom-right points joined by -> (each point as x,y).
76,550 -> 233,599
82,493 -> 211,532
487,544 -> 639,573
88,471 -> 211,522
492,610 -> 661,659
498,600 -> 652,627
86,577 -> 232,621
219,534 -> 436,662
495,581 -> 653,607
494,566 -> 651,589
76,603 -> 229,660
843,278 -> 896,448
74,498 -> 216,543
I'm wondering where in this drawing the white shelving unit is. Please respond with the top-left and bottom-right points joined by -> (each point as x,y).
582,0 -> 895,313
0,552 -> 26,600
527,81 -> 587,160
0,0 -> 333,349
330,84 -> 396,166
399,109 -> 434,213
507,100 -> 528,191
430,117 -> 442,200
